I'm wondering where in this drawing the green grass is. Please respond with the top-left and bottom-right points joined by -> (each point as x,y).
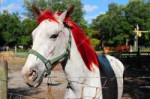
96,51 -> 104,54
15,52 -> 28,58
142,49 -> 150,52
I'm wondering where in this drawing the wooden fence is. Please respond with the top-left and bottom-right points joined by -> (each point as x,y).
0,60 -> 8,99
0,52 -> 149,99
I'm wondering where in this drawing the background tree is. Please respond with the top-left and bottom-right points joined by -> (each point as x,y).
19,19 -> 37,48
0,10 -> 21,47
23,0 -> 85,25
0,10 -> 37,48
92,0 -> 150,47
0,0 -> 150,50
23,0 -> 95,48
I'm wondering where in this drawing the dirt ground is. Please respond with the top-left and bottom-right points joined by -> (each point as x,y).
4,53 -> 149,99
8,70 -> 67,99
8,57 -> 68,99
7,58 -> 130,99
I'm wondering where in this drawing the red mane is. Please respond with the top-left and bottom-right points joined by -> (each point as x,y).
38,10 -> 99,71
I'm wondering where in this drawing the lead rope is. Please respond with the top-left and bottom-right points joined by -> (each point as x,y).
45,76 -> 54,99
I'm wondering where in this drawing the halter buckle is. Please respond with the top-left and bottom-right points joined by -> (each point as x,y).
45,60 -> 51,69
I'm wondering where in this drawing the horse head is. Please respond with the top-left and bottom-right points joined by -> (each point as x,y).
21,5 -> 74,87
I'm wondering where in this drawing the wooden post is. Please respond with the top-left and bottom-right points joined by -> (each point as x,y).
0,60 -> 8,99
134,35 -> 138,51
15,46 -> 17,54
133,24 -> 149,51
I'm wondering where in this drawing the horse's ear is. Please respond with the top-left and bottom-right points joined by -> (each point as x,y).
58,5 -> 74,22
32,5 -> 42,18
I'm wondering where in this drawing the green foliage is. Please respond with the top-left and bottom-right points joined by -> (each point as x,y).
0,11 -> 37,48
0,11 -> 21,46
24,0 -> 85,25
91,38 -> 100,50
19,19 -> 37,48
0,0 -> 87,49
92,0 -> 150,46
1,0 -> 150,50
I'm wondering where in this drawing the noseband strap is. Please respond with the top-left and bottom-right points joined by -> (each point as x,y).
30,28 -> 71,77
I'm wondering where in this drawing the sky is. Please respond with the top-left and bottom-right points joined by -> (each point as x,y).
0,0 -> 129,23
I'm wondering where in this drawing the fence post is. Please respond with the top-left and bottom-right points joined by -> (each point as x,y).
0,60 -> 8,99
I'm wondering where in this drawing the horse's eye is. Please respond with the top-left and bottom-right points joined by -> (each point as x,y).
50,34 -> 58,39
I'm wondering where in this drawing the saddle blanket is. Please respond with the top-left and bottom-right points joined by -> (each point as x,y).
98,55 -> 118,99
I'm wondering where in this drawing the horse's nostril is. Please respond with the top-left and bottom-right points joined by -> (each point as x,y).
29,70 -> 38,81
29,70 -> 36,76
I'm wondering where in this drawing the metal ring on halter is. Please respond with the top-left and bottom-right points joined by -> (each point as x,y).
45,60 -> 51,69
47,76 -> 52,86
47,75 -> 62,86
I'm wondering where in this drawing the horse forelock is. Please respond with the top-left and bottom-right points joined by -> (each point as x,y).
37,10 -> 99,71
38,10 -> 58,24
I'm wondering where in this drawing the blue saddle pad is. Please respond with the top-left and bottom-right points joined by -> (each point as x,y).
98,55 -> 118,99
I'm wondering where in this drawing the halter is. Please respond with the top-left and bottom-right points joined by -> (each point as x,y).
30,28 -> 71,77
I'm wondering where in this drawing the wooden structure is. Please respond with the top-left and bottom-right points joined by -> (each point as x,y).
133,24 -> 148,51
110,51 -> 150,68
0,60 -> 8,99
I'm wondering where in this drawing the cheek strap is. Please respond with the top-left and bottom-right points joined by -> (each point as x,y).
29,28 -> 71,77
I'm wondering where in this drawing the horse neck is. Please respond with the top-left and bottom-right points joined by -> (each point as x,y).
64,32 -> 88,82
63,31 -> 102,98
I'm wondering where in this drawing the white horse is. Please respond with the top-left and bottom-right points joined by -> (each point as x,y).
22,5 -> 124,99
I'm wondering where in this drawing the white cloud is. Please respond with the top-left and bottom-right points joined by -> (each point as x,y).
84,15 -> 97,21
20,14 -> 27,21
0,3 -> 21,13
0,0 -> 6,6
83,4 -> 98,12
84,12 -> 105,23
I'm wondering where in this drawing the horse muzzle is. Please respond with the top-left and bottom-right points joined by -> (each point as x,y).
22,68 -> 43,87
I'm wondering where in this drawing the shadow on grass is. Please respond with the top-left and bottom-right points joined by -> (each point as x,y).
8,87 -> 45,99
123,63 -> 150,99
